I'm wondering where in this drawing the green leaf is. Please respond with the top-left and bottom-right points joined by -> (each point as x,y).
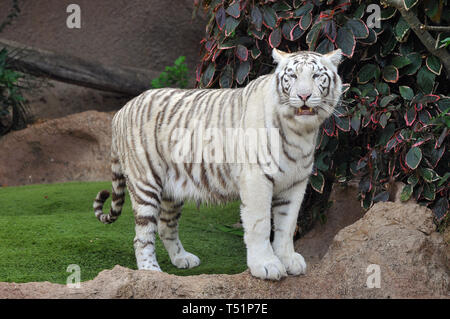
373,191 -> 390,203
315,152 -> 329,171
310,171 -> 325,194
376,82 -> 390,95
316,38 -> 334,54
381,30 -> 397,57
417,66 -> 436,94
294,3 -> 313,17
403,52 -> 422,75
419,168 -> 438,183
422,183 -> 436,201
407,174 -> 419,186
405,147 -> 422,170
403,0 -> 419,10
381,7 -> 397,20
426,55 -> 442,75
438,172 -> 450,187
335,27 -> 355,58
345,19 -> 369,39
392,56 -> 411,69
357,64 -> 378,84
334,115 -> 350,132
400,184 -> 413,201
394,16 -> 410,42
399,86 -> 414,100
378,123 -> 395,145
382,65 -> 399,83
433,198 -> 448,221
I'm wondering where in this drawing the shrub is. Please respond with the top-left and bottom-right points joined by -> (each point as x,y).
0,0 -> 27,136
194,0 -> 449,230
0,50 -> 28,135
151,56 -> 189,89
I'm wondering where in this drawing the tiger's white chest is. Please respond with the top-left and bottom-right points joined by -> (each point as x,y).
272,128 -> 317,195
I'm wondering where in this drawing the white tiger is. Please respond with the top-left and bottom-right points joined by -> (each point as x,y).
93,48 -> 343,280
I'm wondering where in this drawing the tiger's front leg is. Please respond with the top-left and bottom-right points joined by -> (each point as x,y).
271,180 -> 308,275
239,170 -> 287,280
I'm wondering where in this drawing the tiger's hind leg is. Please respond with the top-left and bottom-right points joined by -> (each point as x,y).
129,181 -> 162,271
158,199 -> 200,269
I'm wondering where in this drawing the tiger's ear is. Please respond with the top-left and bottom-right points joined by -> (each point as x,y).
323,49 -> 342,67
272,48 -> 290,64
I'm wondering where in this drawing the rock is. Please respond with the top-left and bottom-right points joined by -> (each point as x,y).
0,202 -> 448,298
309,202 -> 449,298
0,111 -> 113,186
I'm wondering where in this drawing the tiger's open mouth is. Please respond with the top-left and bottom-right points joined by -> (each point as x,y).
296,106 -> 316,116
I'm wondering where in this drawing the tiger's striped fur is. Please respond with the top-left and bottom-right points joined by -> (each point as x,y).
93,49 -> 343,280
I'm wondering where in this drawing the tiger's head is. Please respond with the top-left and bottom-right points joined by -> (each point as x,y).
272,48 -> 343,126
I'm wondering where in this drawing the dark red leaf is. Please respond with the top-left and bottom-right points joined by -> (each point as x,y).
299,12 -> 312,30
219,65 -> 233,88
282,20 -> 297,40
250,6 -> 263,31
211,48 -> 222,62
269,27 -> 282,48
215,6 -> 226,31
404,108 -> 416,126
201,63 -> 216,87
236,60 -> 251,85
235,44 -> 248,61
323,20 -> 337,42
323,117 -> 335,136
262,6 -> 278,30
290,24 -> 305,41
225,16 -> 240,36
226,1 -> 241,18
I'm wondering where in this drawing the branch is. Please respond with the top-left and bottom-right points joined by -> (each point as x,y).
420,25 -> 450,32
0,38 -> 158,96
383,0 -> 450,78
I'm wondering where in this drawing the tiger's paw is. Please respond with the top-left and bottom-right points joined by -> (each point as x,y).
279,252 -> 307,276
172,252 -> 201,269
138,262 -> 162,272
249,257 -> 287,281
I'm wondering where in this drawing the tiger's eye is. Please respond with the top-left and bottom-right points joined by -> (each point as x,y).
290,73 -> 297,79
312,74 -> 320,79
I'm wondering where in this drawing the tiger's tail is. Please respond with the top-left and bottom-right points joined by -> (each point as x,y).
93,155 -> 126,224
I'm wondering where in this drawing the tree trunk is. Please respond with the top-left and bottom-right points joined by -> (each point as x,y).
0,38 -> 158,96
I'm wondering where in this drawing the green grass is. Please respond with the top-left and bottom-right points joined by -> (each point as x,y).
0,182 -> 246,284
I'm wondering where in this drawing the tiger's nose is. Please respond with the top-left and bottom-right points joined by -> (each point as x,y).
298,93 -> 311,101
